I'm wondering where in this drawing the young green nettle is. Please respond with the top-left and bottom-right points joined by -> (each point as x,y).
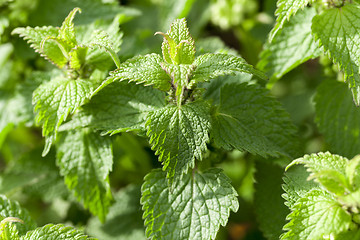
258,0 -> 360,105
13,7 -> 122,156
282,152 -> 360,239
63,18 -> 298,239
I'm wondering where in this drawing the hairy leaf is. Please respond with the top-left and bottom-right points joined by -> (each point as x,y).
141,168 -> 239,240
33,77 -> 95,156
269,0 -> 311,41
192,53 -> 267,83
0,195 -> 36,235
60,82 -> 165,135
58,7 -> 81,46
258,8 -> 320,84
146,100 -> 211,182
315,80 -> 360,158
281,190 -> 352,240
20,224 -> 94,240
211,83 -> 297,158
12,26 -> 67,67
312,4 -> 360,105
56,129 -> 113,222
109,54 -> 171,91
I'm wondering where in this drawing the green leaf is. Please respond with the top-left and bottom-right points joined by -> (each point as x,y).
346,155 -> 360,191
258,8 -> 320,84
159,18 -> 195,65
109,54 -> 171,91
146,100 -> 211,182
312,4 -> 360,105
0,195 -> 36,235
60,82 -> 166,135
141,168 -> 239,240
335,230 -> 360,240
87,185 -> 145,240
58,7 -> 81,46
211,83 -> 297,158
68,45 -> 87,70
192,53 -> 267,83
254,161 -> 289,240
269,0 -> 311,41
12,26 -> 68,68
56,129 -> 113,222
33,77 -> 95,156
281,190 -> 352,240
309,169 -> 349,196
20,224 -> 95,240
314,80 -> 360,158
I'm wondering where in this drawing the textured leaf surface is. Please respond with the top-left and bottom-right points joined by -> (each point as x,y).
211,83 -> 297,158
109,54 -> 171,91
312,4 -> 360,105
141,168 -> 239,240
281,190 -> 352,240
56,129 -> 113,222
20,224 -> 94,240
160,18 -> 195,65
58,7 -> 80,46
146,101 -> 211,182
258,8 -> 320,83
61,82 -> 165,135
315,80 -> 360,158
33,77 -> 95,155
269,0 -> 311,41
87,185 -> 145,240
0,195 -> 36,235
192,53 -> 266,83
12,26 -> 67,67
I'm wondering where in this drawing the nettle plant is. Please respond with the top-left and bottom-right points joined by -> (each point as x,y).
5,6 -> 301,240
259,0 -> 360,239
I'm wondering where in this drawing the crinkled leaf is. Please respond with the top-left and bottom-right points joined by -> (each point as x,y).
109,54 -> 171,91
312,4 -> 360,105
315,80 -> 360,158
211,83 -> 297,158
0,195 -> 36,235
310,169 -> 349,196
258,8 -> 320,84
56,129 -> 113,222
161,63 -> 196,91
12,26 -> 67,67
58,7 -> 81,46
68,45 -> 87,70
160,18 -> 195,65
146,100 -> 211,183
60,81 -> 165,135
33,77 -> 95,156
20,224 -> 94,240
281,190 -> 352,240
192,53 -> 267,84
87,185 -> 145,240
269,0 -> 311,41
346,155 -> 360,191
141,168 -> 239,240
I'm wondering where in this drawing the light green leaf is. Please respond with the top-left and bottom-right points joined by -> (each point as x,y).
346,155 -> 360,190
281,190 -> 352,240
312,4 -> 360,105
87,185 -> 145,240
146,100 -> 211,182
141,168 -> 239,240
269,0 -> 311,41
12,26 -> 67,68
159,18 -> 195,65
56,129 -> 113,222
258,8 -> 320,84
211,83 -> 297,158
192,53 -> 267,84
68,45 -> 87,70
335,230 -> 360,240
314,80 -> 360,158
0,195 -> 36,235
60,81 -> 165,135
310,169 -> 349,196
109,54 -> 171,91
58,7 -> 81,46
20,224 -> 94,240
33,77 -> 95,156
